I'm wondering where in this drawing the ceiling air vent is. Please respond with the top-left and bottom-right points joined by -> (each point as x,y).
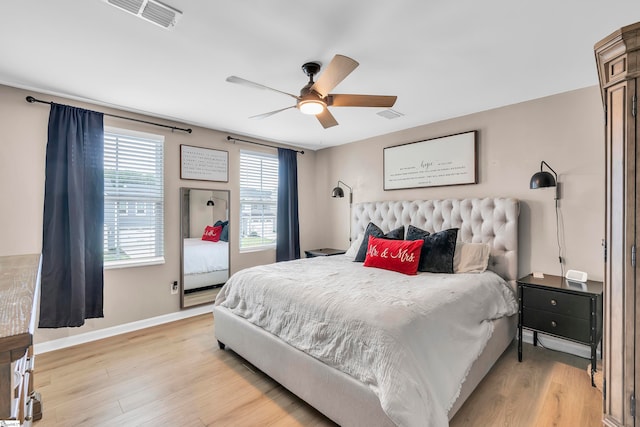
377,109 -> 404,120
105,0 -> 182,29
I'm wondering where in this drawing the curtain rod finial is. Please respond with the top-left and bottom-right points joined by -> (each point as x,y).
26,96 -> 36,103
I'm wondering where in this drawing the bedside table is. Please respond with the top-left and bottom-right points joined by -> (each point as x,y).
517,273 -> 603,386
305,248 -> 346,258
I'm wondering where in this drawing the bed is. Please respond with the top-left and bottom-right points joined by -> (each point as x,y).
213,197 -> 519,426
183,238 -> 229,290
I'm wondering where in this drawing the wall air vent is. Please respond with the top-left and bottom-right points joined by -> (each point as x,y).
377,109 -> 404,120
104,0 -> 182,29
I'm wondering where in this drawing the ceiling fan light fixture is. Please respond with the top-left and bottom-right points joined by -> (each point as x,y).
226,54 -> 397,128
298,99 -> 325,115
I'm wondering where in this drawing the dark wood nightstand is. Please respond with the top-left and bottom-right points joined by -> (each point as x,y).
517,273 -> 603,386
305,248 -> 346,258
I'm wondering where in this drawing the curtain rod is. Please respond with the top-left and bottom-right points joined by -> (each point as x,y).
25,96 -> 193,134
226,136 -> 304,154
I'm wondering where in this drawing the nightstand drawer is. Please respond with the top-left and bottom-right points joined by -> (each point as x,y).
522,287 -> 590,319
522,307 -> 591,343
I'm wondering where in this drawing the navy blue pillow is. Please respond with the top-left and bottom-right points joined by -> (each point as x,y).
354,222 -> 405,262
214,220 -> 229,242
405,224 -> 430,240
406,225 -> 458,273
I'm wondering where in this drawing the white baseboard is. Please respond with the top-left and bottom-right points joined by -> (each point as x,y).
520,330 -> 601,360
34,304 -> 214,355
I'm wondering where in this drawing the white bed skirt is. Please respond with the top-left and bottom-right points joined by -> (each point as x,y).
213,306 -> 516,426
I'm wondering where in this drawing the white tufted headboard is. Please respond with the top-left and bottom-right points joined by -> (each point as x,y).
352,198 -> 519,286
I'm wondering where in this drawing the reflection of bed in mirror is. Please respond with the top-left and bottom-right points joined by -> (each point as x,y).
180,187 -> 230,308
183,238 -> 229,290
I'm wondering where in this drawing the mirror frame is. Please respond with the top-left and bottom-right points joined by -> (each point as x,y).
180,187 -> 230,308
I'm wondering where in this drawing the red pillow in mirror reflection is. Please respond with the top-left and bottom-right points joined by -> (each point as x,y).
363,236 -> 422,275
202,225 -> 222,242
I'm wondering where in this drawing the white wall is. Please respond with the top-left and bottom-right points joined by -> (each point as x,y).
315,86 -> 605,281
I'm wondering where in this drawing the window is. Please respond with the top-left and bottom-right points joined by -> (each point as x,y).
239,150 -> 278,251
104,129 -> 164,267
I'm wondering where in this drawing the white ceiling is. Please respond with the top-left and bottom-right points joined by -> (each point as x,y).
1,1 -> 637,151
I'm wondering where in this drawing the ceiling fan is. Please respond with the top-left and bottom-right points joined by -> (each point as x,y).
226,54 -> 397,129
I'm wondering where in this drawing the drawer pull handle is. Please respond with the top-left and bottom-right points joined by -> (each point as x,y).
550,299 -> 557,306
551,321 -> 557,328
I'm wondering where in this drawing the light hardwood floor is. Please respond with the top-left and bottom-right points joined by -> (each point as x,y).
33,314 -> 602,427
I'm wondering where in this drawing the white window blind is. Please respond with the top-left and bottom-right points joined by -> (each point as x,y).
104,130 -> 164,267
239,150 -> 278,251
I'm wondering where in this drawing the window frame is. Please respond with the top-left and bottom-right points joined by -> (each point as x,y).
239,149 -> 279,252
103,127 -> 165,269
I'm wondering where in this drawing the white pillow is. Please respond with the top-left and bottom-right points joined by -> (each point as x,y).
454,242 -> 491,273
344,235 -> 364,259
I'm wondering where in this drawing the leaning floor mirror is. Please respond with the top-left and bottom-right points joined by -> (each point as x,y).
180,187 -> 230,308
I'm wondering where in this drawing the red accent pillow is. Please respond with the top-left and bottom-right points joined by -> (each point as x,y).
363,236 -> 423,275
202,225 -> 222,242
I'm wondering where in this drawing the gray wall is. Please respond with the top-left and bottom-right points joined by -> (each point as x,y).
0,84 -> 319,345
315,86 -> 604,281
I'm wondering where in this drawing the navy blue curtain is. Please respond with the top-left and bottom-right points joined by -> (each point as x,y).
39,103 -> 105,328
276,148 -> 300,262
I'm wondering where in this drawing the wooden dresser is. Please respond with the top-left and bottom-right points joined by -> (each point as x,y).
0,254 -> 42,426
595,22 -> 640,427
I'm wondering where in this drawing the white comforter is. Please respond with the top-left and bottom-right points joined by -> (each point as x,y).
214,256 -> 517,426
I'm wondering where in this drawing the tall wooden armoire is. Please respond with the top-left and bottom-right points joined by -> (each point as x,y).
595,22 -> 640,427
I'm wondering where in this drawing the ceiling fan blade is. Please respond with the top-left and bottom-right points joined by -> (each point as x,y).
316,108 -> 339,129
226,76 -> 299,100
328,94 -> 397,108
249,105 -> 296,120
311,55 -> 359,98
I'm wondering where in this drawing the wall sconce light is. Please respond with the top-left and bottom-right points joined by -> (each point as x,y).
206,193 -> 229,221
530,160 -> 559,200
332,180 -> 353,242
206,195 -> 228,207
331,180 -> 353,204
530,160 -> 563,275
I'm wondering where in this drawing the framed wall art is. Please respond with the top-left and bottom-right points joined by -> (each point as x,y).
383,131 -> 477,190
180,144 -> 229,182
